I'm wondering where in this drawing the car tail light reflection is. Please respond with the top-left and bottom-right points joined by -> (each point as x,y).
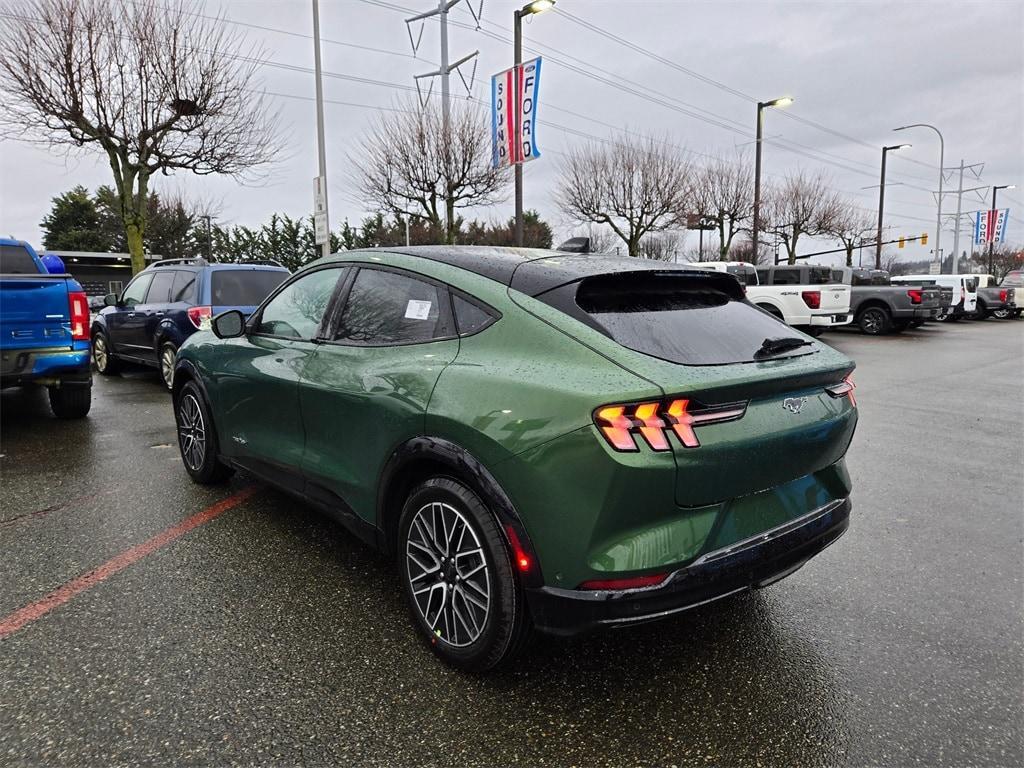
801,290 -> 821,309
68,291 -> 89,341
594,398 -> 747,451
579,573 -> 669,591
907,289 -> 923,305
825,375 -> 857,407
187,305 -> 213,329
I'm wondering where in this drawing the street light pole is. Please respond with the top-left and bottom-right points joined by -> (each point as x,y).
894,124 -> 943,272
513,0 -> 555,247
988,184 -> 1015,274
875,143 -> 910,269
751,96 -> 793,263
312,0 -> 330,259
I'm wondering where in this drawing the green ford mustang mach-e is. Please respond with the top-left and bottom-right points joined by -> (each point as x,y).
172,246 -> 858,670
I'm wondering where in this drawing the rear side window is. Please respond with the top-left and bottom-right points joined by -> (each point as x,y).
145,271 -> 175,303
336,268 -> 453,345
0,244 -> 39,274
831,270 -> 844,283
211,269 -> 288,307
453,295 -> 495,335
771,268 -> 801,285
171,270 -> 197,303
551,272 -> 809,365
122,273 -> 154,306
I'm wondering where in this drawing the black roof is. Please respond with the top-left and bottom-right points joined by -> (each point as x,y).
371,246 -> 709,297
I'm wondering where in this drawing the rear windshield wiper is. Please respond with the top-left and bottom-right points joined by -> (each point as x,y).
754,336 -> 813,360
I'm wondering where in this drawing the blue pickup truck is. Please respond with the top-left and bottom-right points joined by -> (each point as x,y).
0,238 -> 92,418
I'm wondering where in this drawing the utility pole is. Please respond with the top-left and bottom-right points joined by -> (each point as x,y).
202,215 -> 213,261
312,0 -> 330,259
945,160 -> 985,275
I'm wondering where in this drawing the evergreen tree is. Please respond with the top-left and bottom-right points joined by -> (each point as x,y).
40,186 -> 112,251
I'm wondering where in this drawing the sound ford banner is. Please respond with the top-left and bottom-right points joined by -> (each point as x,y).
974,208 -> 1009,244
491,57 -> 543,169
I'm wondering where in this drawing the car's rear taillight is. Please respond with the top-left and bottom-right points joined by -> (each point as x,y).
961,287 -> 966,302
801,290 -> 821,309
578,573 -> 669,591
594,398 -> 747,451
825,375 -> 856,407
907,289 -> 923,305
999,289 -> 1008,302
68,291 -> 89,341
187,305 -> 213,329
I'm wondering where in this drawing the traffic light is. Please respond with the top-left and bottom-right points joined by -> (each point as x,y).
921,232 -> 928,246
898,237 -> 905,249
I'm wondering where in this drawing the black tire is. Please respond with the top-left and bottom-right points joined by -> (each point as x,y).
91,330 -> 120,375
158,342 -> 178,391
174,380 -> 234,484
991,307 -> 1012,320
972,302 -> 989,320
397,477 -> 531,672
47,385 -> 91,419
857,306 -> 892,335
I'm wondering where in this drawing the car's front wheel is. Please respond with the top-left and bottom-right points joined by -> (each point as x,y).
174,380 -> 234,484
398,477 -> 531,671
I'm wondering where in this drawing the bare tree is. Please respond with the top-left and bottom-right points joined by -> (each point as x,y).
638,230 -> 684,261
692,154 -> 753,258
762,170 -> 842,265
352,98 -> 507,245
827,205 -> 877,266
0,0 -> 281,274
555,136 -> 693,258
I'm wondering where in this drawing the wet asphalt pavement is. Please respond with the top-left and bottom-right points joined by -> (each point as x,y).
1,319 -> 1022,767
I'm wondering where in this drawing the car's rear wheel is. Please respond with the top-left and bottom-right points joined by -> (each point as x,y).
972,302 -> 989,320
992,307 -> 1012,319
857,306 -> 891,335
47,385 -> 91,419
159,342 -> 178,391
175,380 -> 234,484
92,331 -> 120,375
398,477 -> 531,671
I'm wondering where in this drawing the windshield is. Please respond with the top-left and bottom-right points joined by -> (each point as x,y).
211,269 -> 288,307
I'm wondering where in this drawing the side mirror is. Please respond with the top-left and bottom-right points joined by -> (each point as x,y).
104,293 -> 119,307
212,309 -> 246,339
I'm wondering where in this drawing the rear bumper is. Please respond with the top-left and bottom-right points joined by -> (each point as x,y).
0,346 -> 91,387
526,497 -> 851,636
809,313 -> 852,327
892,306 -> 939,319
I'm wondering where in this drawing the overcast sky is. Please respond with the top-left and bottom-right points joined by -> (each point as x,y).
2,0 -> 1022,265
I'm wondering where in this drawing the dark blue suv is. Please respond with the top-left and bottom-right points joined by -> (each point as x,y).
91,258 -> 290,390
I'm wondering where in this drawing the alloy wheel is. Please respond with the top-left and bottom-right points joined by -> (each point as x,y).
861,309 -> 883,334
405,501 -> 491,648
178,394 -> 207,471
93,335 -> 107,372
161,346 -> 176,389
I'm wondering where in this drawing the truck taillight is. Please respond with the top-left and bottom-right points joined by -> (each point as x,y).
594,398 -> 747,451
999,289 -> 1008,302
187,305 -> 213,329
907,289 -> 923,305
800,290 -> 821,309
68,291 -> 89,341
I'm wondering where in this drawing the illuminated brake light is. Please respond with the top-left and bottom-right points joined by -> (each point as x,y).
800,290 -> 821,309
579,573 -> 669,591
907,289 -> 923,305
825,375 -> 857,407
68,291 -> 89,341
999,289 -> 1008,303
594,398 -> 747,451
187,305 -> 213,329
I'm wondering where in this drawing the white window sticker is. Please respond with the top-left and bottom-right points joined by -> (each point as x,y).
405,299 -> 432,320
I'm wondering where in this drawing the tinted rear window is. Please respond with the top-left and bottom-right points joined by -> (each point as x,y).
211,270 -> 287,307
0,244 -> 40,274
548,272 -> 812,365
808,267 -> 834,285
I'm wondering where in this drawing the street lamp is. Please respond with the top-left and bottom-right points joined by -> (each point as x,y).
988,184 -> 1016,273
751,95 -> 794,262
875,143 -> 911,268
894,124 -> 944,269
513,0 -> 555,246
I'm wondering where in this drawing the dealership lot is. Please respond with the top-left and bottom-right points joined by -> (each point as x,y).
1,320 -> 1021,766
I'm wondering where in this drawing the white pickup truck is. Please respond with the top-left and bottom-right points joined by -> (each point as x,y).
691,261 -> 852,336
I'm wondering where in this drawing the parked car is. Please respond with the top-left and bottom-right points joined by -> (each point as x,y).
691,261 -> 851,336
826,267 -> 942,335
172,246 -> 859,671
91,258 -> 289,390
998,270 -> 1024,318
0,238 -> 92,418
961,273 -> 1017,320
889,274 -> 978,322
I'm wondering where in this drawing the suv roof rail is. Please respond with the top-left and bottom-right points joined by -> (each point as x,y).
231,258 -> 286,268
151,257 -> 208,268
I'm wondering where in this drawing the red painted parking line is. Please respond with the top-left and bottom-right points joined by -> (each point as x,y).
0,486 -> 257,641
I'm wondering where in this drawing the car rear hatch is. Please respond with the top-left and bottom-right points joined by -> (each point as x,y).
208,268 -> 288,317
0,275 -> 75,351
528,269 -> 857,507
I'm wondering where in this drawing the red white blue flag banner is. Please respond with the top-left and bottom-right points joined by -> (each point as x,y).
974,208 -> 1009,244
491,57 -> 542,169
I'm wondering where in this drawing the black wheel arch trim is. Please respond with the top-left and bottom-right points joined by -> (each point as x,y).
377,436 -> 545,587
